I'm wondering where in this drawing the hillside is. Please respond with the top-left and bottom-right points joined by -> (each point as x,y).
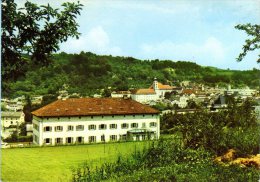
4,51 -> 260,98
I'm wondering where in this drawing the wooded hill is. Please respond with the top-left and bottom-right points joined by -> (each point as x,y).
5,51 -> 260,98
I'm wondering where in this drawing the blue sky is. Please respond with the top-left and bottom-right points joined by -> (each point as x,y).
17,0 -> 260,70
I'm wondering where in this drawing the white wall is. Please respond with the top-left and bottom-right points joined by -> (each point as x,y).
131,94 -> 158,103
33,114 -> 160,146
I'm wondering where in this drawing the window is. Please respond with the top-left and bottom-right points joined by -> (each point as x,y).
76,125 -> 84,131
110,135 -> 117,141
76,137 -> 84,143
89,136 -> 96,143
131,123 -> 138,128
88,125 -> 96,130
101,135 -> 105,142
142,123 -> 146,128
142,135 -> 146,140
99,124 -> 107,130
66,137 -> 73,144
150,122 -> 157,127
44,126 -> 52,132
121,123 -> 129,129
120,134 -> 127,141
55,138 -> 63,144
44,138 -> 51,144
67,125 -> 74,131
109,124 -> 117,129
55,126 -> 63,132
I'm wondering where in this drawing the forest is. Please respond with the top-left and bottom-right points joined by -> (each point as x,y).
4,51 -> 260,98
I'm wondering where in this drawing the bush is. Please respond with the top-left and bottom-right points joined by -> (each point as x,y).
17,136 -> 33,142
71,139 -> 260,182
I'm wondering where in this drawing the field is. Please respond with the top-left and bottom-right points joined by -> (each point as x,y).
1,141 -> 149,182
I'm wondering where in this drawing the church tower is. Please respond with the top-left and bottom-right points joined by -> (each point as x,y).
153,78 -> 159,91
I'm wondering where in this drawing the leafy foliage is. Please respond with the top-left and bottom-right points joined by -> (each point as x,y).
161,99 -> 259,155
71,138 -> 260,182
1,0 -> 83,81
235,23 -> 260,63
5,52 -> 260,98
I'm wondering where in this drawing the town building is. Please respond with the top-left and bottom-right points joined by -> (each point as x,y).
111,91 -> 131,98
131,89 -> 158,104
225,85 -> 256,98
131,79 -> 174,103
31,98 -> 160,146
1,112 -> 25,138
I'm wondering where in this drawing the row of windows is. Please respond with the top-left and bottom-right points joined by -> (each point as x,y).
43,122 -> 157,132
43,135 -> 124,144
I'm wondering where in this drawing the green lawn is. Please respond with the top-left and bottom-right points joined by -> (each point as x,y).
1,141 -> 149,182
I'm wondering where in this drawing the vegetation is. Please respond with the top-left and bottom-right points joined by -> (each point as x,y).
1,141 -> 147,182
70,99 -> 259,181
4,52 -> 260,98
161,98 -> 259,156
2,0 -> 83,85
71,138 -> 259,182
235,23 -> 260,63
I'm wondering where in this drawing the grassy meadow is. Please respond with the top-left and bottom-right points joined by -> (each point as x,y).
1,141 -> 149,182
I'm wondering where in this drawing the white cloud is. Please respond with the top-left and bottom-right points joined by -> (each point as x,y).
60,26 -> 122,55
140,37 -> 225,67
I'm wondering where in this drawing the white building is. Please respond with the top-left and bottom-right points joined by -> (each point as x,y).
149,79 -> 174,98
31,98 -> 160,146
225,85 -> 256,98
172,96 -> 189,108
131,79 -> 174,103
1,112 -> 25,138
131,89 -> 158,104
111,91 -> 131,98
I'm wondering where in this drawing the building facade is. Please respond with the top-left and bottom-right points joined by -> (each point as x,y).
1,112 -> 25,138
32,98 -> 160,146
131,79 -> 174,104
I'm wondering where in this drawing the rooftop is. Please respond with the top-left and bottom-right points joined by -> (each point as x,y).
131,89 -> 156,95
32,98 -> 159,117
149,82 -> 174,90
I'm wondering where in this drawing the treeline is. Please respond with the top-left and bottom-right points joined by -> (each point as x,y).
4,52 -> 260,98
161,98 -> 259,156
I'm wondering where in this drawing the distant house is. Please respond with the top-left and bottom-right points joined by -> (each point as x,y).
1,112 -> 25,138
111,91 -> 131,98
31,98 -> 160,146
149,79 -> 174,98
225,85 -> 256,98
212,95 -> 227,109
172,96 -> 189,108
131,89 -> 158,104
131,78 -> 174,103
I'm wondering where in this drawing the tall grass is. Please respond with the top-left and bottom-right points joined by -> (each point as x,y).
71,138 -> 260,182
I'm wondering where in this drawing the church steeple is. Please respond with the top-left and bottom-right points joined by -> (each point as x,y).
153,78 -> 159,90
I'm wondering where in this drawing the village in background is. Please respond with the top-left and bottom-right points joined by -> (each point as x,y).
1,76 -> 259,147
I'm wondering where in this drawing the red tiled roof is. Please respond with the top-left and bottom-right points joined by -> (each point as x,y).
32,98 -> 159,117
149,82 -> 174,90
131,89 -> 156,95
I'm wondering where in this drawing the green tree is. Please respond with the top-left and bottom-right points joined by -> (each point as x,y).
2,0 -> 83,81
235,23 -> 260,62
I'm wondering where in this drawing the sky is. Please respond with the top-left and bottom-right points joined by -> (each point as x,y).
16,0 -> 260,70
